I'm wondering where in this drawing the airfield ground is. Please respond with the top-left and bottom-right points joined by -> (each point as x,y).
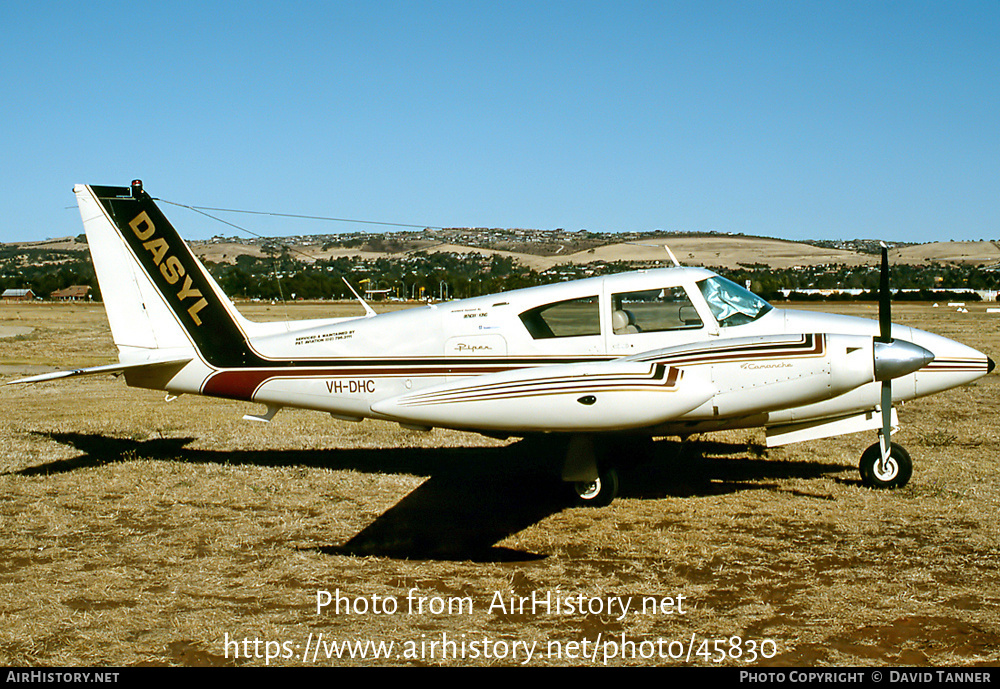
0,300 -> 998,667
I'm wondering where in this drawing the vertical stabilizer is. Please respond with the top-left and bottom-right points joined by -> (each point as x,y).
76,182 -> 258,367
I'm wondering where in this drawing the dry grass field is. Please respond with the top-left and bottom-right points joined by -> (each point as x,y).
1,300 -> 998,667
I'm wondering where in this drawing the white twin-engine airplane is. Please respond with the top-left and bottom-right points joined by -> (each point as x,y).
13,181 -> 994,506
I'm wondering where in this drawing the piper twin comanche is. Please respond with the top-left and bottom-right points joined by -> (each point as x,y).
12,181 -> 994,506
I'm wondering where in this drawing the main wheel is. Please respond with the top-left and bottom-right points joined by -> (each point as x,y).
859,442 -> 912,489
570,467 -> 619,507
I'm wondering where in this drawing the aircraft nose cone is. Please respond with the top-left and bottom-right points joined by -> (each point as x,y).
874,339 -> 935,381
989,357 -> 996,374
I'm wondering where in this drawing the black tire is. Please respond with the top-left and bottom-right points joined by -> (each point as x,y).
859,442 -> 912,489
570,467 -> 620,507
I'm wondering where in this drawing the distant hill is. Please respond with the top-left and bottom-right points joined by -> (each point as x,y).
8,233 -> 1000,270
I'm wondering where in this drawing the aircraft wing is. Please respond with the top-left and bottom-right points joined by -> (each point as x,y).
371,359 -> 713,432
6,355 -> 193,385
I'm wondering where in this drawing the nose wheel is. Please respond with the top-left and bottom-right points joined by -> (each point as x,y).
859,441 -> 912,489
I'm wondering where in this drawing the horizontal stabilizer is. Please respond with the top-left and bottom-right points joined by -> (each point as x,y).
6,356 -> 192,385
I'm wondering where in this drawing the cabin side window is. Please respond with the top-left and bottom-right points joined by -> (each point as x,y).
519,296 -> 601,339
610,287 -> 703,335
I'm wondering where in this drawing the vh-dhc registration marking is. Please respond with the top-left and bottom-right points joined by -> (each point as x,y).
326,379 -> 376,394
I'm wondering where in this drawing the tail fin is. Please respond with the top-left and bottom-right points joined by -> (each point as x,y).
77,182 -> 256,367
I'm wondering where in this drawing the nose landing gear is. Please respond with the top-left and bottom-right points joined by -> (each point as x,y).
859,441 -> 912,489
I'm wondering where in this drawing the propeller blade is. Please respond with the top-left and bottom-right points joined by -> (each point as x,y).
878,242 -> 891,343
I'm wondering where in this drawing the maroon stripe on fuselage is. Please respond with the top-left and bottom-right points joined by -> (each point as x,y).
201,363 -> 529,400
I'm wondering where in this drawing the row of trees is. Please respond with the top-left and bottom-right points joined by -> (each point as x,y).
0,246 -> 100,299
714,262 -> 999,298
209,250 -> 540,301
3,244 -> 998,302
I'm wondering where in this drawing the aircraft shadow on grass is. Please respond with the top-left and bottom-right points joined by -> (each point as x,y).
16,432 -> 851,562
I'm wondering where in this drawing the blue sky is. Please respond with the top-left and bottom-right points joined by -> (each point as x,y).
2,1 -> 997,243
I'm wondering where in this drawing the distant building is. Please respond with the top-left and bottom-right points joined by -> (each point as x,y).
363,288 -> 393,301
779,287 -> 997,302
2,288 -> 36,301
50,285 -> 92,301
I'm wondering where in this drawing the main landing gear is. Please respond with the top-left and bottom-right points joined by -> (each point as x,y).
570,466 -> 620,508
561,434 -> 636,507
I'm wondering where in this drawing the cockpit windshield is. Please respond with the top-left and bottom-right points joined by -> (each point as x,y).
697,276 -> 773,327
